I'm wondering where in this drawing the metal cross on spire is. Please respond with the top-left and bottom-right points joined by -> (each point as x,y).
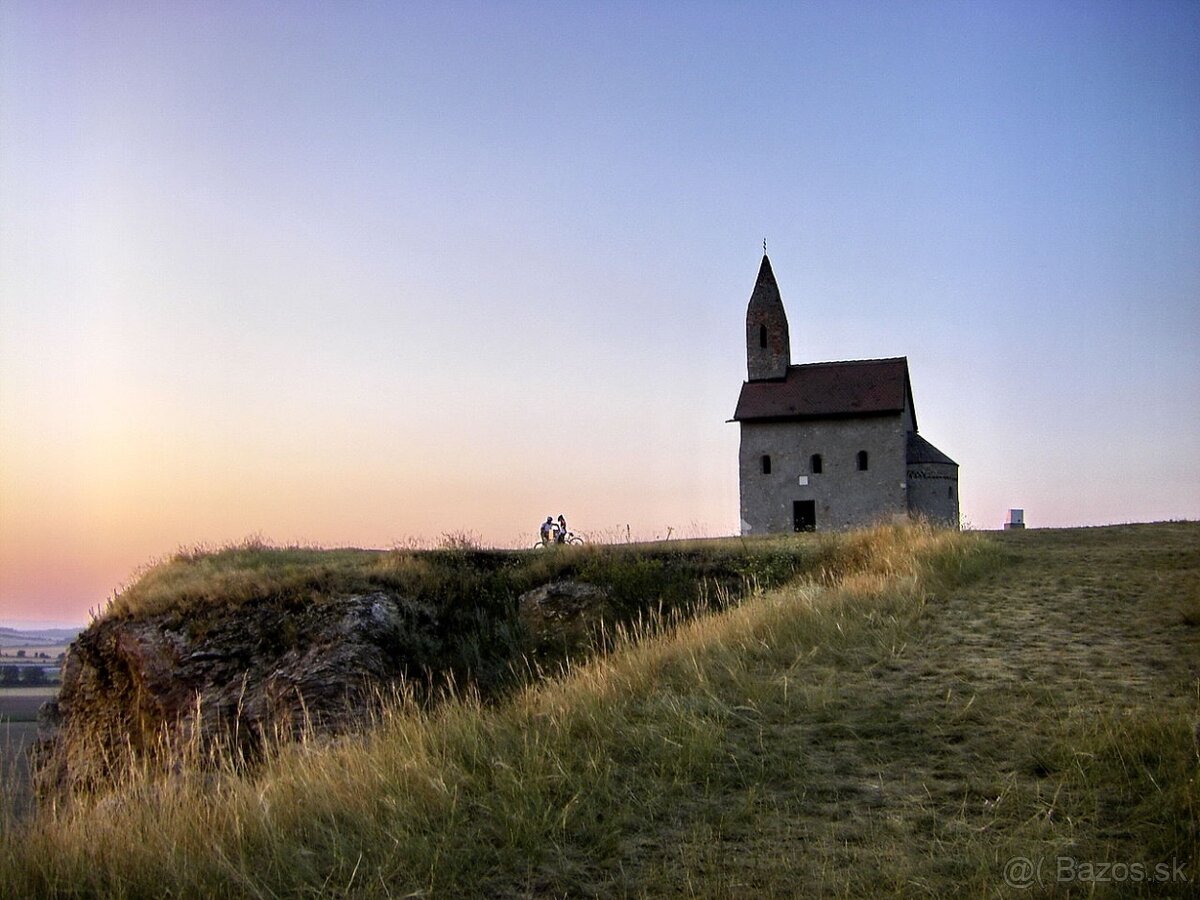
763,238 -> 767,255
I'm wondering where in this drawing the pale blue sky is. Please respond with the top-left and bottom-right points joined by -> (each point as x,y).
2,1 -> 1198,625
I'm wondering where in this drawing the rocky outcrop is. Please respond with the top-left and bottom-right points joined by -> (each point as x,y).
35,577 -> 625,795
518,581 -> 614,661
35,592 -> 439,794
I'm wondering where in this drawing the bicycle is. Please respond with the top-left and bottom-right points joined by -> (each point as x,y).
533,531 -> 585,548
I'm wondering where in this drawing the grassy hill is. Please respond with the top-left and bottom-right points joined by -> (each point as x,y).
1,523 -> 1196,897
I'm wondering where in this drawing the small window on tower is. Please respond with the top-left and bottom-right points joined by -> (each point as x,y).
856,450 -> 869,471
810,453 -> 823,474
759,324 -> 767,349
761,455 -> 771,475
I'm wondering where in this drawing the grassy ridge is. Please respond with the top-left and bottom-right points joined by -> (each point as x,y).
2,523 -> 1197,897
103,536 -> 829,622
97,534 -> 842,696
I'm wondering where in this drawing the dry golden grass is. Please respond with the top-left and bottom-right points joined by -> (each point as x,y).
2,522 -> 1196,898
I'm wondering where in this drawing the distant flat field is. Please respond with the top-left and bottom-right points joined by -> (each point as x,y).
0,687 -> 57,722
1,722 -> 40,821
0,644 -> 70,659
0,691 -> 54,821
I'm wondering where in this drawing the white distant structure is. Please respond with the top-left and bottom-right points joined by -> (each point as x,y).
1004,509 -> 1025,530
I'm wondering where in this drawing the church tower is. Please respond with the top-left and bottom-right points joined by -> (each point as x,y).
745,254 -> 791,381
733,253 -> 959,534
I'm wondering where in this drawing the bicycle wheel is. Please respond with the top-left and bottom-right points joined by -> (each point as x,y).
567,535 -> 584,545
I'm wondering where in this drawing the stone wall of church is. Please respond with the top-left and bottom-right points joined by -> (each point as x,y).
739,415 -> 909,533
906,461 -> 960,527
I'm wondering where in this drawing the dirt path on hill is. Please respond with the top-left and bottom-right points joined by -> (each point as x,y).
920,525 -> 1198,709
635,524 -> 1200,897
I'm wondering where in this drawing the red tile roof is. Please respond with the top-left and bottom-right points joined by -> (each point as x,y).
733,357 -> 914,425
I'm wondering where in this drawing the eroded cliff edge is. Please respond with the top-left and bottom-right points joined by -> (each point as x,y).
34,539 -> 823,796
36,591 -> 442,793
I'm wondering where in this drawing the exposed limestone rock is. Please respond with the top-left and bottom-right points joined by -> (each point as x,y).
35,592 -> 439,795
518,580 -> 613,661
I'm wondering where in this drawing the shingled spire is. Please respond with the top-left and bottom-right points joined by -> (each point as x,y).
745,254 -> 791,381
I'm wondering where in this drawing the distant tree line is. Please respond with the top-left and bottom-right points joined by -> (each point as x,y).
0,664 -> 53,686
0,649 -> 60,659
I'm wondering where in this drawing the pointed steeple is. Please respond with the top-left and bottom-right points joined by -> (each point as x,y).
745,254 -> 791,381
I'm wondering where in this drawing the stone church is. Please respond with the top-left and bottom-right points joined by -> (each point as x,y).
731,254 -> 959,533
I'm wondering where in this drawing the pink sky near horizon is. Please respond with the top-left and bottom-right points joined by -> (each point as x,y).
3,2 -> 1198,628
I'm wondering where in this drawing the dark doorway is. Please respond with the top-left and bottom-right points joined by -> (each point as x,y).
793,500 -> 816,532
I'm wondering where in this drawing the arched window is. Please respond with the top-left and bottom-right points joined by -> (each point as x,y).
759,324 -> 767,349
810,453 -> 823,474
761,454 -> 771,475
856,450 -> 869,471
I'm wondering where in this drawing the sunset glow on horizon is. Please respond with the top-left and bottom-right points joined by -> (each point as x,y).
3,2 -> 1198,627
